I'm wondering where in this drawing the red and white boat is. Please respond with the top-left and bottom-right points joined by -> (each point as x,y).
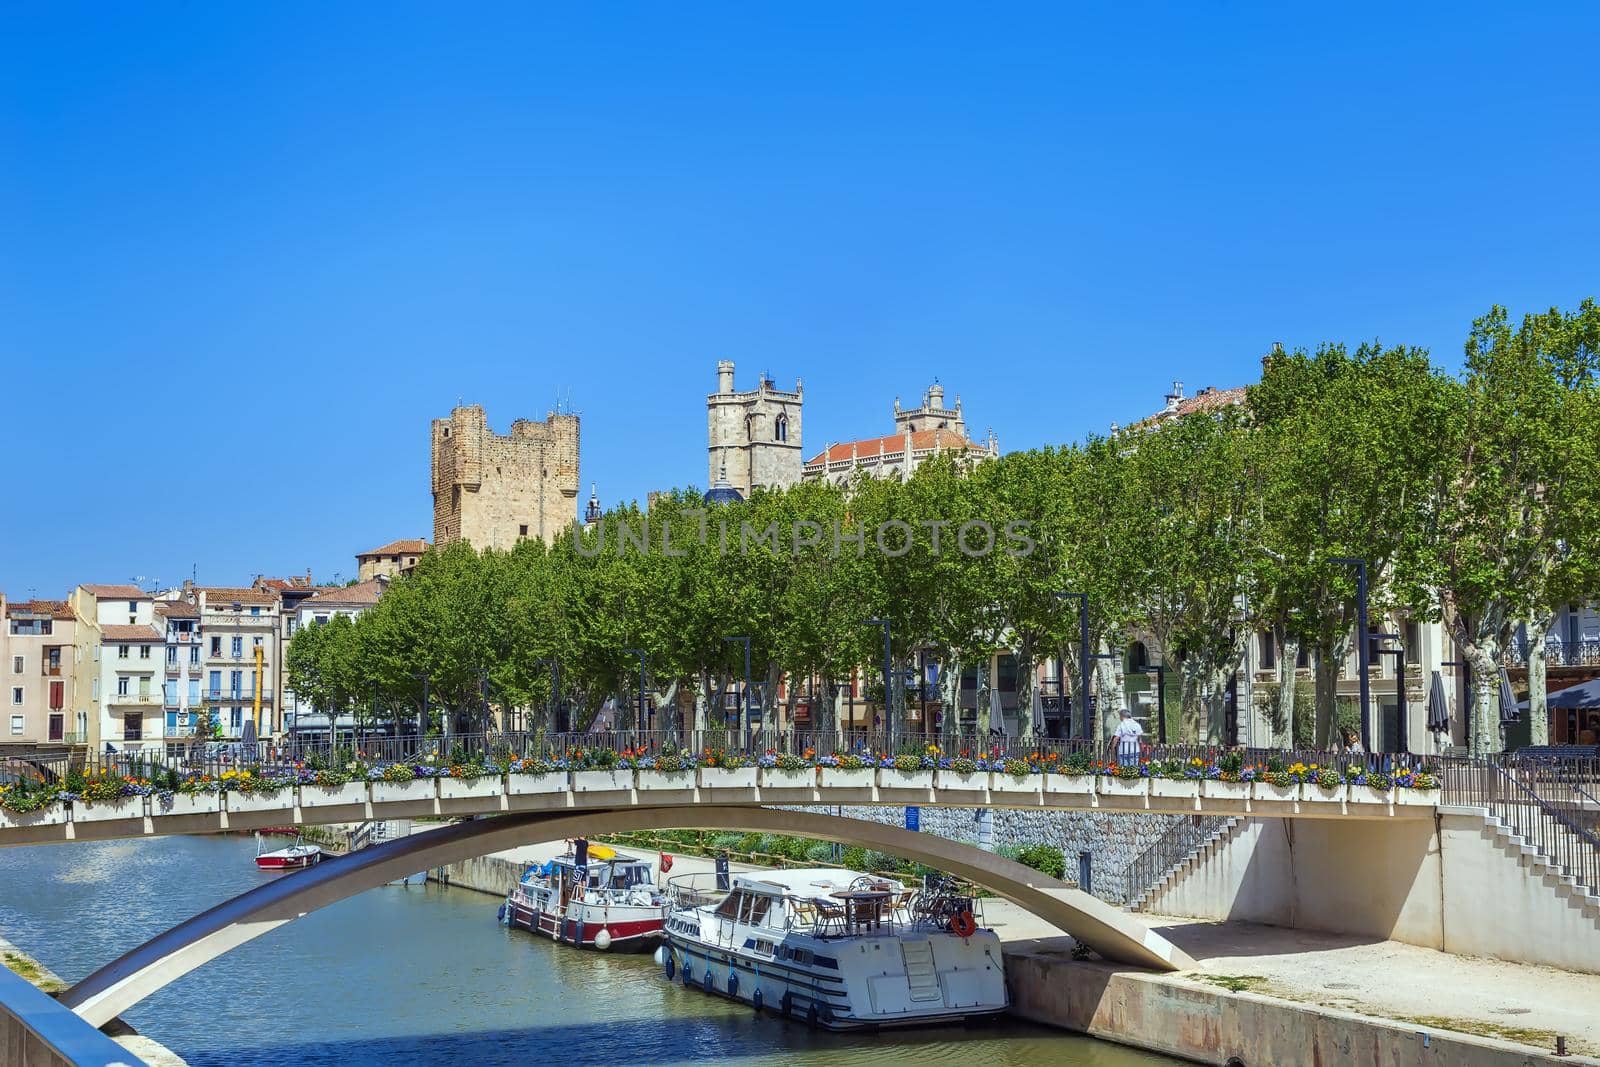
255,834 -> 321,871
499,842 -> 669,951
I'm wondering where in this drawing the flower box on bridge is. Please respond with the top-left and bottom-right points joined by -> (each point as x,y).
876,768 -> 935,801
153,792 -> 222,819
636,768 -> 699,795
1149,778 -> 1201,802
1042,773 -> 1094,798
226,788 -> 295,815
1256,781 -> 1300,805
1346,783 -> 1393,810
989,772 -> 1043,801
572,769 -> 633,796
1203,779 -> 1252,804
817,767 -> 875,792
1097,775 -> 1149,801
438,775 -> 506,813
937,769 -> 989,801
0,804 -> 68,831
72,796 -> 148,823
506,772 -> 568,796
370,778 -> 440,812
1302,782 -> 1345,806
1394,787 -> 1438,807
298,781 -> 369,821
697,767 -> 758,793
757,766 -> 819,800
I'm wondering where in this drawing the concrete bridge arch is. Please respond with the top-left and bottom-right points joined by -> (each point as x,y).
61,806 -> 1194,1027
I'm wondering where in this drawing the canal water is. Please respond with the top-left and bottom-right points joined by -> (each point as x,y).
0,836 -> 1175,1066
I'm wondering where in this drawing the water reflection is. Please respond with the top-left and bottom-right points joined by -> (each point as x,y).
0,836 -> 1172,1066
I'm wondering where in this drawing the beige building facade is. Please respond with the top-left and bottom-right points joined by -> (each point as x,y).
707,361 -> 803,498
69,584 -> 164,753
356,539 -> 428,581
3,597 -> 77,748
432,404 -> 580,550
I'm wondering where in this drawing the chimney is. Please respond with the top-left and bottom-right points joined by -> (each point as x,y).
716,360 -> 735,394
1163,381 -> 1185,414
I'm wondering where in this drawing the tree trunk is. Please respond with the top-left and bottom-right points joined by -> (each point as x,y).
1178,657 -> 1206,743
1095,638 -> 1124,745
1203,667 -> 1232,746
1312,649 -> 1339,749
941,655 -> 962,749
1274,628 -> 1300,748
1016,644 -> 1036,743
693,669 -> 709,737
1464,642 -> 1503,757
1525,610 -> 1554,747
976,655 -> 992,736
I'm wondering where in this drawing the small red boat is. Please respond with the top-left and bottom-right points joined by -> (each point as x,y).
255,834 -> 321,871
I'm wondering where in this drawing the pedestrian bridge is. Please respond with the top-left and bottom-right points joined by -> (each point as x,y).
0,765 -> 1438,849
57,807 -> 1196,1028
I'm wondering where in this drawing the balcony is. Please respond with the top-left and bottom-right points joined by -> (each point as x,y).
202,613 -> 275,629
107,691 -> 161,706
1504,638 -> 1600,668
203,689 -> 274,704
165,659 -> 202,675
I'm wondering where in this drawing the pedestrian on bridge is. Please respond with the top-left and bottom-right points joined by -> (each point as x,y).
1114,708 -> 1143,767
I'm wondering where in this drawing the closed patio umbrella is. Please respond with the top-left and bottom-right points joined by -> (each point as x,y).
1031,687 -> 1045,736
1498,667 -> 1520,725
1427,671 -> 1451,732
990,687 -> 1007,738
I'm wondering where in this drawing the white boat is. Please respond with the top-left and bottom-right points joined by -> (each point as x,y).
660,868 -> 1008,1030
499,842 -> 669,951
254,835 -> 320,871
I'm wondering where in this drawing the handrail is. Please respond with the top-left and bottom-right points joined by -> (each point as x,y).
1479,758 -> 1600,896
1121,815 -> 1235,907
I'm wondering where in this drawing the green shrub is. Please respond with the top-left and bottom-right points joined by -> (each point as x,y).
709,832 -> 745,851
804,841 -> 836,863
840,845 -> 870,871
1015,843 -> 1067,879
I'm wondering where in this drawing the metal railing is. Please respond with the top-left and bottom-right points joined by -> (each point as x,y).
1441,755 -> 1600,897
1504,638 -> 1600,668
1121,815 -> 1236,908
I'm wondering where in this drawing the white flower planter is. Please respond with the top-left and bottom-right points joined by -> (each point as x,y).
1394,787 -> 1439,807
300,782 -> 370,810
759,766 -> 819,789
226,788 -> 295,814
507,773 -> 569,796
1256,781 -> 1301,804
0,804 -> 68,830
1302,782 -> 1346,805
1043,774 -> 1094,797
635,768 -> 698,793
1347,784 -> 1393,807
938,770 -> 990,799
818,768 -> 875,791
698,767 -> 759,791
572,769 -> 633,794
72,796 -> 147,823
371,777 -> 440,805
153,792 -> 223,819
1150,778 -> 1201,799
876,769 -> 935,795
989,772 -> 1043,799
1097,775 -> 1149,799
438,775 -> 505,801
1203,780 -> 1252,803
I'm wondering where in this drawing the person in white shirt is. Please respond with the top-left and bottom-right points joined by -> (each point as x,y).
1114,708 -> 1144,765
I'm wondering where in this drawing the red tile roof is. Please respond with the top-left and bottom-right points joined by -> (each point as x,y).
80,584 -> 150,599
1133,385 -> 1248,429
101,624 -> 163,642
4,599 -> 74,620
196,587 -> 280,607
358,538 -> 429,558
154,600 -> 200,618
302,579 -> 387,608
804,428 -> 987,468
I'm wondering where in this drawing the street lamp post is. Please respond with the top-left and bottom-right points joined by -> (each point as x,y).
724,636 -> 752,737
862,619 -> 893,748
1146,660 -> 1169,744
1372,632 -> 1406,756
623,648 -> 648,735
1053,593 -> 1092,742
1330,558 -> 1373,751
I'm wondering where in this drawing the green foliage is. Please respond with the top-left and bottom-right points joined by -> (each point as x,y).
1013,843 -> 1067,879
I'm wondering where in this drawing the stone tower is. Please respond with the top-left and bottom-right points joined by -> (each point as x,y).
706,361 -> 802,497
431,404 -> 580,550
892,379 -> 967,439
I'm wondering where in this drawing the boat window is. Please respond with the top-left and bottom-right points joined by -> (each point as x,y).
713,890 -> 745,920
747,894 -> 772,926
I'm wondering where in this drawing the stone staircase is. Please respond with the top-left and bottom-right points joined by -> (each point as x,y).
1124,815 -> 1244,913
1481,810 -> 1600,915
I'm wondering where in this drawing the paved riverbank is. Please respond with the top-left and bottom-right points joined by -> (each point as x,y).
430,832 -> 1598,1065
0,933 -> 187,1066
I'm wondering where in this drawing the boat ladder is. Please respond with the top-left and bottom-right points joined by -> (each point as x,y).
899,940 -> 941,1002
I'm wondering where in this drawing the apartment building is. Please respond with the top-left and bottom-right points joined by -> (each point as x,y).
282,578 -> 387,737
193,586 -> 281,739
3,597 -> 77,749
69,584 -> 164,754
156,600 -> 203,738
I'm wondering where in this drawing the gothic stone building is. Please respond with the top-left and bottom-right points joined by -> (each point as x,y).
431,404 -> 580,550
706,361 -> 803,498
802,381 -> 997,484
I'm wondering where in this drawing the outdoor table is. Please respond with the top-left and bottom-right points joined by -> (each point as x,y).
830,888 -> 892,932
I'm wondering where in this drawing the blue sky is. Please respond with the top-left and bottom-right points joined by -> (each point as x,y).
3,3 -> 1597,597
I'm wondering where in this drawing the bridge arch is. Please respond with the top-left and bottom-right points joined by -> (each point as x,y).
61,806 -> 1194,1027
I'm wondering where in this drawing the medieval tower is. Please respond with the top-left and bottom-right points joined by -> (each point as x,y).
431,404 -> 580,550
706,361 -> 803,498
